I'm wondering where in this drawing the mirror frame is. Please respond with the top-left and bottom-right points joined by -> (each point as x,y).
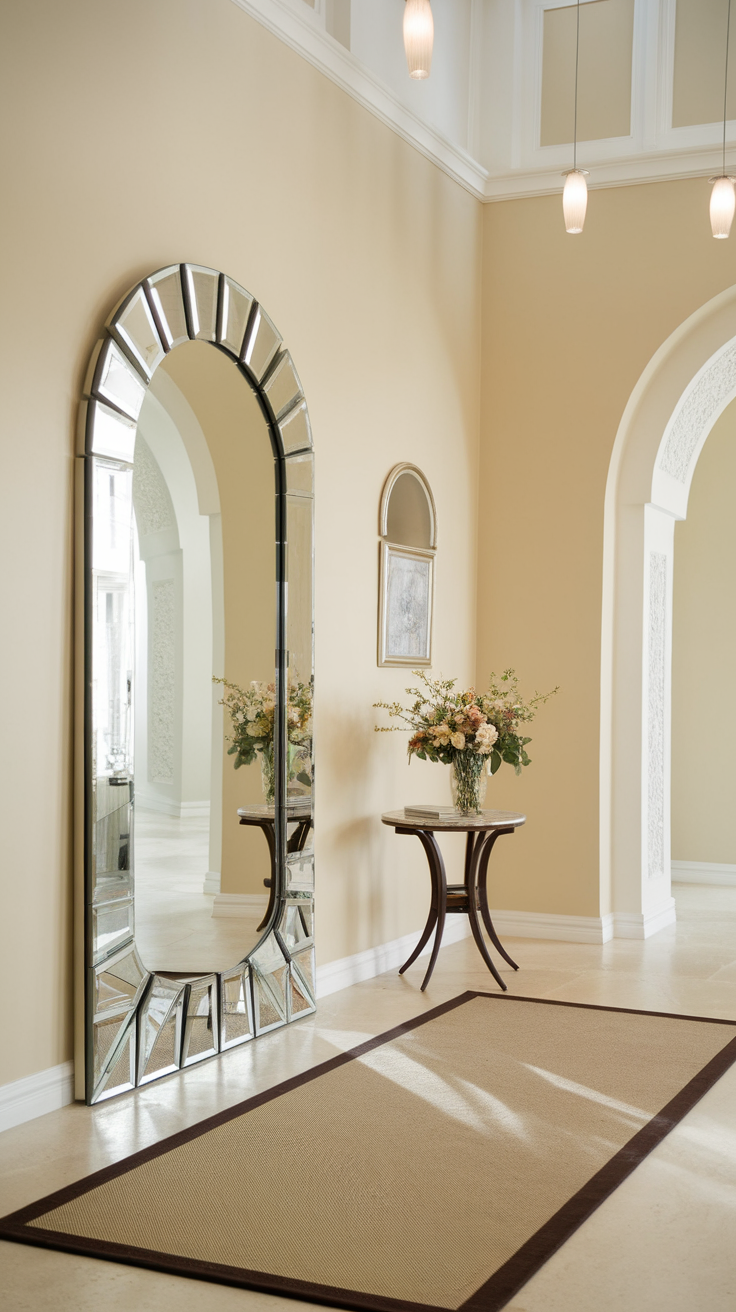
75,265 -> 315,1104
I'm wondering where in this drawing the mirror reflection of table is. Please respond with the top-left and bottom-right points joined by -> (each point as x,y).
381,807 -> 526,992
238,800 -> 313,931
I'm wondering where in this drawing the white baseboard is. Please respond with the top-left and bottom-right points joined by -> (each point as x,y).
314,898 -> 683,997
0,1060 -> 75,1135
612,899 -> 677,939
487,909 -> 616,945
203,871 -> 221,896
672,860 -> 736,887
315,920 -> 472,998
489,903 -> 677,943
179,801 -> 210,819
136,794 -> 210,819
212,893 -> 268,918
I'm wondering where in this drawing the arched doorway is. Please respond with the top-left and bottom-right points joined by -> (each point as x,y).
602,285 -> 736,938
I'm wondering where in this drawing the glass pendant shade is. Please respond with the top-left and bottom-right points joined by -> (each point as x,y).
404,0 -> 433,80
562,170 -> 588,234
710,176 -> 736,238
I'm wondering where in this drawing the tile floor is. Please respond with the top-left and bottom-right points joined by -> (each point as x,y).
1,883 -> 736,1310
135,810 -> 265,972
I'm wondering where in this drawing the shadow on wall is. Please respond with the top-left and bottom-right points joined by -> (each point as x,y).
316,704 -> 408,952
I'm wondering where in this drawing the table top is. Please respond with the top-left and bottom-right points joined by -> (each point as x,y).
237,799 -> 313,821
381,808 -> 526,832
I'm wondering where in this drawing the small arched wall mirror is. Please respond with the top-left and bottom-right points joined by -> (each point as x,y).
75,266 -> 315,1104
378,463 -> 437,667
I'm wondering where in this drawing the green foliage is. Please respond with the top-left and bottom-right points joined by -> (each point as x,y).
374,668 -> 558,777
214,675 -> 313,783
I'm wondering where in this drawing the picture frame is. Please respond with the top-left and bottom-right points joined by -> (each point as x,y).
378,540 -> 434,667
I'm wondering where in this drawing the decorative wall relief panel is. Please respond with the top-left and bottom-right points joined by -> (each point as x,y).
659,341 -> 736,483
132,436 -> 175,536
149,578 -> 176,783
647,551 -> 667,880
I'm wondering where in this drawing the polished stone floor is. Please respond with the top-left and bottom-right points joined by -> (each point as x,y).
1,883 -> 736,1310
135,810 -> 265,973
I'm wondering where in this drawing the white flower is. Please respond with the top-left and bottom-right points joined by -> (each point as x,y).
474,723 -> 499,753
450,731 -> 465,750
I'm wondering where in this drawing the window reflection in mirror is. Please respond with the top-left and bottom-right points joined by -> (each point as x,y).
91,463 -> 135,930
129,342 -> 277,974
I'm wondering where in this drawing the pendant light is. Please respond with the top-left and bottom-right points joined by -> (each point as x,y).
710,0 -> 735,238
562,0 -> 589,234
404,0 -> 434,81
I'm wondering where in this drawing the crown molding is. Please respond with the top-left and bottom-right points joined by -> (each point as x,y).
229,0 -> 733,206
483,146 -> 730,203
229,0 -> 489,200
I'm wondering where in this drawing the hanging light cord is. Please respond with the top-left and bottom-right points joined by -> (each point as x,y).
724,0 -> 733,177
573,0 -> 581,170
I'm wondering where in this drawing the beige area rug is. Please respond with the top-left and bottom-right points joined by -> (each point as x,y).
3,993 -> 736,1312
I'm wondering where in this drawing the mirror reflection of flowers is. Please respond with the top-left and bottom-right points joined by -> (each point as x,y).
374,669 -> 558,814
213,675 -> 312,804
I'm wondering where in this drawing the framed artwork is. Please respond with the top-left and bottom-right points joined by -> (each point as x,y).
378,464 -> 436,667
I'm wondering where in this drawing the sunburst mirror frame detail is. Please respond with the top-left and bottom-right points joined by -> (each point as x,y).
75,265 -> 315,1105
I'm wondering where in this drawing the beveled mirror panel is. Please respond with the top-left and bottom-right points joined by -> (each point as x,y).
76,267 -> 315,1104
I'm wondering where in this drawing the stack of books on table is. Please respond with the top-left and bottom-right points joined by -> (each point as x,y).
403,805 -> 458,820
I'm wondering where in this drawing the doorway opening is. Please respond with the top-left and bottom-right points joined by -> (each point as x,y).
602,284 -> 736,937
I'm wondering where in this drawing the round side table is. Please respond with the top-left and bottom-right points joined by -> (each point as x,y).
238,801 -> 313,930
381,808 -> 526,992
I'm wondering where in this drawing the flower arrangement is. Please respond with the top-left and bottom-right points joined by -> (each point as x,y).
374,669 -> 558,813
214,675 -> 313,803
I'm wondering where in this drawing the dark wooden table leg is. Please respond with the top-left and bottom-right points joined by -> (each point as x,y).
417,830 -> 448,991
290,819 -> 313,854
395,827 -> 447,991
256,823 -> 277,932
465,831 -> 508,991
464,831 -> 477,887
398,906 -> 438,976
477,828 -> 519,970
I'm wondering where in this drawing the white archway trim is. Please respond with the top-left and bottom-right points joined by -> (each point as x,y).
654,336 -> 736,516
601,284 -> 736,937
148,369 -> 221,516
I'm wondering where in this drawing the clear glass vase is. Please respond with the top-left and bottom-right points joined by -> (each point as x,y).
259,744 -> 276,806
450,752 -> 488,815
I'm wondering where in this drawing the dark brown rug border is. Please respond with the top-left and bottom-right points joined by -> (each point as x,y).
2,991 -> 736,1312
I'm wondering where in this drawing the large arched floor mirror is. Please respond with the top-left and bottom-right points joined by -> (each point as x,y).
75,266 -> 315,1104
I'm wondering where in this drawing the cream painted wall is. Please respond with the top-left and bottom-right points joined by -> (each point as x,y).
672,399 -> 736,865
479,177 -> 736,918
0,0 -> 481,1084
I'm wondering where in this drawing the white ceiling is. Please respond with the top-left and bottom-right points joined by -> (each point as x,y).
231,0 -> 736,201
